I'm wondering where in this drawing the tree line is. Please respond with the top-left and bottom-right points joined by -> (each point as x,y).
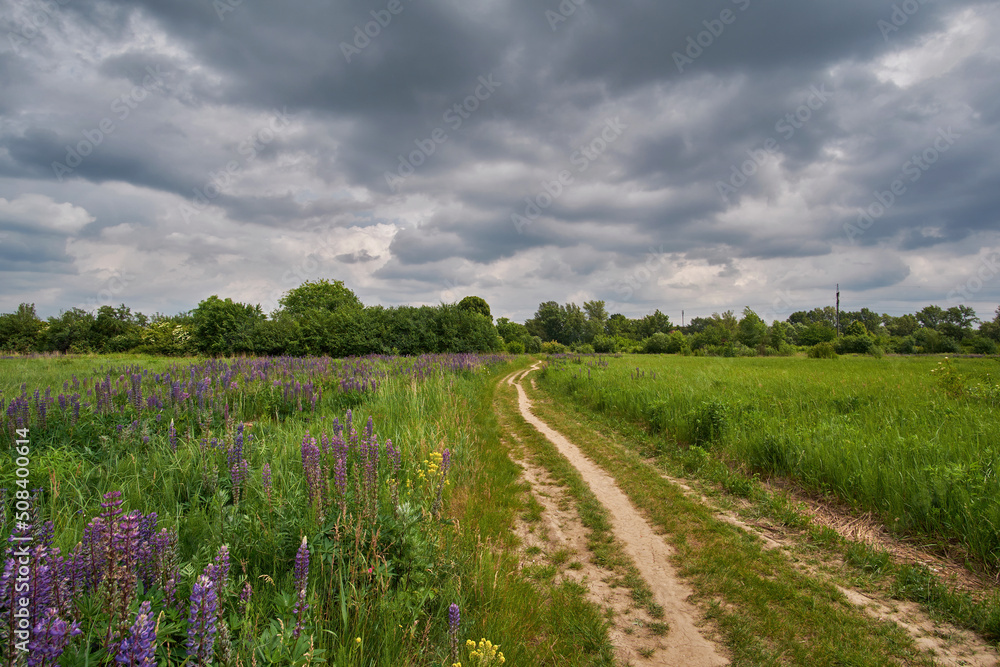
1,279 -> 998,357
0,281 -> 501,356
507,301 -> 999,357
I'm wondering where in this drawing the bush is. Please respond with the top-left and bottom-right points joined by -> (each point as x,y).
642,333 -> 671,354
767,342 -> 796,357
572,343 -> 595,354
664,330 -> 689,354
808,342 -> 838,359
969,336 -> 998,355
890,335 -> 915,354
506,340 -> 526,354
834,335 -> 881,355
541,340 -> 568,354
592,335 -> 618,353
104,332 -> 143,353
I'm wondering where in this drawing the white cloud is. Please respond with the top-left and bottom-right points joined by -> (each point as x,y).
0,194 -> 94,233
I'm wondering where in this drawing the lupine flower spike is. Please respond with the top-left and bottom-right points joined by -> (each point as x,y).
292,536 -> 310,639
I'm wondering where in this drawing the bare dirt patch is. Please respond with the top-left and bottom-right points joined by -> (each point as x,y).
507,367 -> 729,666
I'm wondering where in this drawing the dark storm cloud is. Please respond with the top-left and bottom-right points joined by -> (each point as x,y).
0,0 -> 998,318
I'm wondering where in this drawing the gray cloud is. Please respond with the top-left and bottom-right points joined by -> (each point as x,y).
1,0 -> 998,321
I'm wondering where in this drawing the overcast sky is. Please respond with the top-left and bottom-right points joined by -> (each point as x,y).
1,0 -> 998,324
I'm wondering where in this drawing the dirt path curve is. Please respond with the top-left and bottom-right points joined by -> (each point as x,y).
508,365 -> 729,667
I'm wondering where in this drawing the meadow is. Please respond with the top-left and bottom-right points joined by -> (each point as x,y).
538,354 -> 1000,571
0,353 -> 614,666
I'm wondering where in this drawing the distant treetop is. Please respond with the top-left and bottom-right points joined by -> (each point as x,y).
279,279 -> 363,316
458,295 -> 492,320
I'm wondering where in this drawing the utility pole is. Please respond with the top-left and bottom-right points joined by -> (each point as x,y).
682,309 -> 684,328
836,284 -> 841,337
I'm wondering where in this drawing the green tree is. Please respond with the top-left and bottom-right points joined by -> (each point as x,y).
767,321 -> 790,349
278,279 -> 362,316
788,306 -> 837,328
561,303 -> 587,345
582,300 -> 608,342
941,305 -> 979,340
915,305 -> 946,330
737,307 -> 767,349
191,296 -> 265,356
980,306 -> 1000,342
525,302 -> 564,343
458,296 -> 492,321
606,313 -> 635,339
0,303 -> 46,353
798,322 -> 836,346
885,313 -> 919,337
44,308 -> 97,353
844,320 -> 869,337
93,304 -> 144,352
496,317 -> 532,349
635,309 -> 672,339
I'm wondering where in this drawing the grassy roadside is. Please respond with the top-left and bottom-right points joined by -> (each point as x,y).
519,366 -> 939,666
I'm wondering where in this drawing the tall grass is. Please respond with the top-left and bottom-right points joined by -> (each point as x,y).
0,353 -> 616,666
538,354 -> 1000,569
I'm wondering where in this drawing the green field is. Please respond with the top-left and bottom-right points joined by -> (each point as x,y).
538,354 -> 1000,569
0,353 -> 619,666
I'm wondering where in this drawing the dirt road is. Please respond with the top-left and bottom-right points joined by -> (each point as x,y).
507,365 -> 729,666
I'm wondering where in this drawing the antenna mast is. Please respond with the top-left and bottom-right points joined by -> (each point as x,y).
836,284 -> 841,336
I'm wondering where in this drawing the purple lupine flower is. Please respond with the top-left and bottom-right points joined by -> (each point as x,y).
168,420 -> 177,452
334,452 -> 347,513
130,374 -> 143,414
229,423 -> 244,469
186,573 -> 219,665
80,516 -> 108,592
292,536 -> 310,639
300,436 -> 324,515
238,581 -> 252,616
231,459 -> 250,504
116,600 -> 156,667
448,603 -> 461,664
27,609 -> 81,667
213,545 -> 230,596
441,448 -> 452,478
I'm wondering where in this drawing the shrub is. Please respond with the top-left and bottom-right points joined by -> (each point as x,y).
834,335 -> 881,355
890,335 -> 916,354
715,342 -> 756,357
541,340 -> 568,354
506,340 -> 525,354
664,331 -> 689,354
592,335 -> 618,353
969,337 -> 998,355
808,342 -> 838,359
573,343 -> 595,354
642,333 -> 671,354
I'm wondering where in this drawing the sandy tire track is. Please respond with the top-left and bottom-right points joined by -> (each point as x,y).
506,365 -> 729,667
